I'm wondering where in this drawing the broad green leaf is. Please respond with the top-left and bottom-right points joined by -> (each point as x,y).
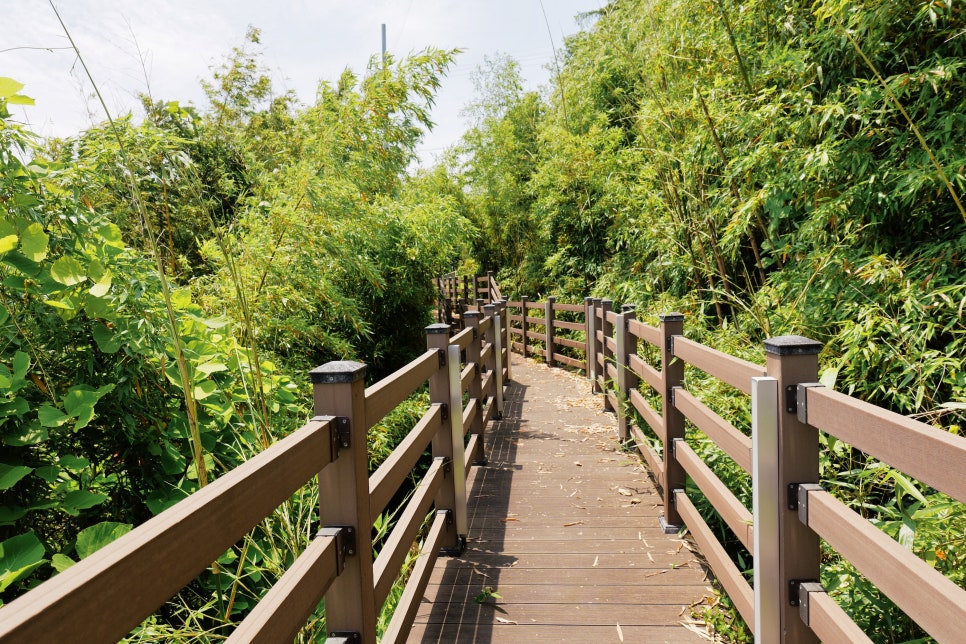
92,323 -> 122,353
819,367 -> 838,389
12,351 -> 29,384
193,380 -> 218,400
51,553 -> 76,573
0,505 -> 26,526
2,420 -> 46,447
0,235 -> 17,255
58,455 -> 89,471
49,256 -> 87,286
0,464 -> 32,490
0,531 -> 46,593
62,490 -> 109,513
33,465 -> 61,482
0,78 -> 25,99
6,94 -> 35,106
197,361 -> 228,375
19,223 -> 49,262
75,522 -> 131,559
63,384 -> 114,430
38,404 -> 69,427
0,365 -> 10,389
89,270 -> 112,297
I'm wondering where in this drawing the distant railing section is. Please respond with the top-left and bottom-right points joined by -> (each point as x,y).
436,271 -> 501,328
0,304 -> 512,644
507,291 -> 966,643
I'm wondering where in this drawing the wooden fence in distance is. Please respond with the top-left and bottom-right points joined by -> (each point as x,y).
0,304 -> 512,644
505,294 -> 966,643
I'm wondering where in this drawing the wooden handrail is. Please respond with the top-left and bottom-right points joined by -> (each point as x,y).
502,282 -> 966,643
0,417 -> 335,643
365,349 -> 439,430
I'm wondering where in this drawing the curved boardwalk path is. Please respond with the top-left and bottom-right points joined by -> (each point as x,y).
409,356 -> 714,642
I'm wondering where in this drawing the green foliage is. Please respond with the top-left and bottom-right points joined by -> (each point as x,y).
452,0 -> 966,640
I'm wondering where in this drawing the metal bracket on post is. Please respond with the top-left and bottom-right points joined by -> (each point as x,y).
788,578 -> 819,607
796,483 -> 824,526
795,382 -> 824,424
798,581 -> 825,626
326,416 -> 351,462
494,313 -> 504,420
318,525 -> 357,575
446,344 -> 468,541
437,348 -> 446,367
327,632 -> 361,644
666,334 -> 675,353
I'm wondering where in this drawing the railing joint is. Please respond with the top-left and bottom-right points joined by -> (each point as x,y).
436,402 -> 449,421
784,384 -> 797,414
327,632 -> 361,644
796,382 -> 824,424
437,347 -> 446,367
317,525 -> 356,575
788,578 -> 819,608
796,482 -> 824,525
797,581 -> 825,626
325,416 -> 351,461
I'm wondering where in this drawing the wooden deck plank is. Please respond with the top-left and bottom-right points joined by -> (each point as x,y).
406,357 -> 712,643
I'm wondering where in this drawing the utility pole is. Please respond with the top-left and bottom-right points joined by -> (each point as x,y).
381,24 -> 387,68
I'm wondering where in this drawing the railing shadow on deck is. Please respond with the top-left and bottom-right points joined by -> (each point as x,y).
413,376 -> 529,643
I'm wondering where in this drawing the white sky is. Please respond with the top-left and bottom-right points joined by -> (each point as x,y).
3,0 -> 603,166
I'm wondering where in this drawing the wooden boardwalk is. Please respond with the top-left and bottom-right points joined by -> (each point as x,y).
409,356 -> 713,643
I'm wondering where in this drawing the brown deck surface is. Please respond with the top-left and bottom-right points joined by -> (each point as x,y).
408,356 -> 714,643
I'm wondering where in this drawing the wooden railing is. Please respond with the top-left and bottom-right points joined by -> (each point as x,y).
435,271 -> 501,328
509,293 -> 966,643
0,305 -> 512,644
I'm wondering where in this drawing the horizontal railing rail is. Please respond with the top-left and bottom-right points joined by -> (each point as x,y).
507,289 -> 966,643
0,299 -> 512,644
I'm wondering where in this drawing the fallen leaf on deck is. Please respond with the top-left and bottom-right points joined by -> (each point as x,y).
574,461 -> 582,466
563,521 -> 584,527
495,617 -> 518,625
593,556 -> 599,567
616,622 -> 624,641
499,517 -> 519,522
617,487 -> 633,496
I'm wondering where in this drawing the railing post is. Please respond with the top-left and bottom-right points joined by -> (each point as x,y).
659,313 -> 685,531
584,297 -> 594,379
464,311 -> 485,465
446,343 -> 468,544
600,299 -> 614,411
545,296 -> 556,368
462,275 -> 469,302
310,361 -> 377,644
752,376 -> 780,643
616,305 -> 638,441
520,296 -> 529,360
425,324 -> 461,554
591,298 -> 602,393
500,300 -> 512,383
764,336 -> 822,644
484,303 -> 504,419
487,270 -> 495,303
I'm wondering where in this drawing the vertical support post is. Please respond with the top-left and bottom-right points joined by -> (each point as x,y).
447,344 -> 468,542
764,336 -> 822,644
501,300 -> 512,383
463,311 -> 485,465
311,361 -> 376,643
545,296 -> 556,368
462,275 -> 469,302
659,313 -> 685,531
591,298 -> 602,393
616,305 -> 638,441
520,296 -> 529,360
494,307 -> 505,419
425,324 -> 459,554
600,299 -> 614,411
585,297 -> 594,379
487,270 -> 495,303
474,298 -> 483,313
752,376 -> 780,643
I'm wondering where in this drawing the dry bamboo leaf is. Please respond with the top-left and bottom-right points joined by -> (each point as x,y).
617,487 -> 633,496
574,461 -> 583,466
616,622 -> 624,642
645,569 -> 669,578
593,556 -> 599,567
495,617 -> 518,625
499,517 -> 519,522
563,521 -> 584,527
